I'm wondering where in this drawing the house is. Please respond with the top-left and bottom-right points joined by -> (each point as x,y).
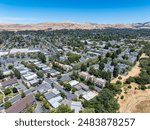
82,91 -> 98,101
37,83 -> 52,93
104,61 -> 114,73
0,79 -> 18,89
75,89 -> 86,97
6,94 -> 35,113
22,72 -> 38,86
44,88 -> 60,101
47,68 -> 61,77
48,95 -> 63,108
42,67 -> 51,72
44,92 -> 57,100
15,65 -> 29,75
22,72 -> 37,81
72,84 -> 82,90
79,72 -> 106,89
79,72 -> 90,80
69,80 -> 79,87
59,75 -> 71,82
117,63 -> 129,73
71,101 -> 82,113
92,64 -> 99,70
62,99 -> 83,113
95,78 -> 106,88
3,70 -> 13,76
59,55 -> 68,61
78,83 -> 89,91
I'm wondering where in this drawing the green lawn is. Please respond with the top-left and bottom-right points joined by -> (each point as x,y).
0,93 -> 4,104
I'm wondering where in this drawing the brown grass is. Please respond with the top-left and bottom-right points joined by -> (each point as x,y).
132,100 -> 150,113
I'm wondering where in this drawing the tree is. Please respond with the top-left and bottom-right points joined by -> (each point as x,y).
12,87 -> 18,93
21,92 -> 26,98
55,104 -> 74,113
43,100 -> 50,109
13,69 -> 21,79
35,92 -> 43,101
125,76 -> 135,84
64,84 -> 72,91
80,108 -> 95,113
4,101 -> 12,109
113,67 -> 119,78
92,88 -> 119,113
67,52 -> 81,63
98,55 -> 102,61
4,88 -> 11,95
81,64 -> 87,71
38,52 -> 46,63
21,53 -> 25,58
37,70 -> 44,78
8,64 -> 14,69
99,62 -> 105,70
0,69 -> 4,79
60,92 -> 66,98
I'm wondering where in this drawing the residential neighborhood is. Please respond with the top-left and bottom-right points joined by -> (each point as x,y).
0,29 -> 148,113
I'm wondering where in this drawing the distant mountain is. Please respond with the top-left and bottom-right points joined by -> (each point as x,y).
0,22 -> 150,31
132,22 -> 150,29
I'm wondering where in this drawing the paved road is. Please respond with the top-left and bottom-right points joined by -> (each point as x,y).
9,94 -> 21,104
8,87 -> 35,104
17,80 -> 27,91
34,101 -> 43,113
44,78 -> 76,100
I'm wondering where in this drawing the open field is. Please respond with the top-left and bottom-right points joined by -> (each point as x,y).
132,100 -> 150,113
118,88 -> 150,113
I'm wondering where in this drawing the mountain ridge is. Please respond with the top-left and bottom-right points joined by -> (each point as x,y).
0,22 -> 150,31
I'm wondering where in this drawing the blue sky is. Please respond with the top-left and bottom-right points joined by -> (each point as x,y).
0,0 -> 150,24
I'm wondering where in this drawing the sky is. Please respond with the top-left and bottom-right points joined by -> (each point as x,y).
0,0 -> 150,24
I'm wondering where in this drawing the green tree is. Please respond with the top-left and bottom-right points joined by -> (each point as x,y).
64,84 -> 72,92
113,67 -> 119,78
81,64 -> 87,71
0,69 -> 4,79
99,62 -> 105,70
4,101 -> 12,109
12,87 -> 18,93
38,52 -> 46,63
37,70 -> 44,78
4,88 -> 11,95
55,104 -> 74,113
13,69 -> 21,79
8,64 -> 14,69
21,92 -> 26,98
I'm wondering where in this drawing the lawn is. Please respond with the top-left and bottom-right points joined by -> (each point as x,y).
3,87 -> 19,100
0,92 -> 4,104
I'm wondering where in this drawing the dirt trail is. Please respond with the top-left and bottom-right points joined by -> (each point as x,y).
118,89 -> 150,113
112,53 -> 150,113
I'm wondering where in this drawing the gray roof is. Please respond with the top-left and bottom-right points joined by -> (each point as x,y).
75,89 -> 86,97
44,92 -> 57,100
73,84 -> 82,90
59,75 -> 71,82
78,83 -> 89,91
